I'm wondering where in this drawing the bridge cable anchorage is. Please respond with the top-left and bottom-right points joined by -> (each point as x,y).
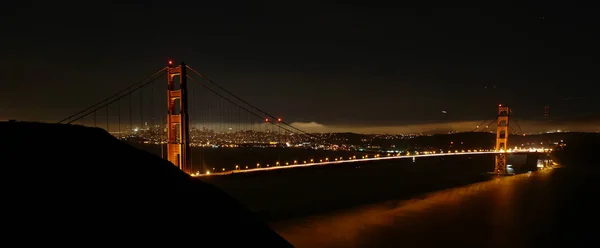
60,69 -> 167,124
185,65 -> 337,146
59,67 -> 167,124
186,76 -> 305,137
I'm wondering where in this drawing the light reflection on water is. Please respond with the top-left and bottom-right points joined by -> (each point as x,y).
271,169 -> 557,248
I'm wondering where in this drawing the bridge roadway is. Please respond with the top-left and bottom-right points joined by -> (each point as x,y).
193,148 -> 548,177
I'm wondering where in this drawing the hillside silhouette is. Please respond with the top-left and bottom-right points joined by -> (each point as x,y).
0,121 -> 293,247
551,132 -> 600,168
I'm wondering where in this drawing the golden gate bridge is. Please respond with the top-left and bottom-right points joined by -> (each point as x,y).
58,61 -> 545,176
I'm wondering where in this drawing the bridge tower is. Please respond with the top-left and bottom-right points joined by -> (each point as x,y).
166,62 -> 191,174
494,104 -> 510,174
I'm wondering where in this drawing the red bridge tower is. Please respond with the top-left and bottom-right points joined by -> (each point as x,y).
166,61 -> 191,174
494,104 -> 510,174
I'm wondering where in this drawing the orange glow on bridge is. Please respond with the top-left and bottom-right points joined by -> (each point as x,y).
191,148 -> 548,177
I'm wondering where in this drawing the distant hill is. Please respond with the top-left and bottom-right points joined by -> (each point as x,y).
408,132 -> 600,150
319,131 -> 599,151
550,133 -> 600,167
0,121 -> 293,247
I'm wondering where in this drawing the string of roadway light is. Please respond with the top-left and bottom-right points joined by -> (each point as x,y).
190,147 -> 551,177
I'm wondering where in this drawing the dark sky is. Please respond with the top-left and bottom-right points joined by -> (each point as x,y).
1,2 -> 598,128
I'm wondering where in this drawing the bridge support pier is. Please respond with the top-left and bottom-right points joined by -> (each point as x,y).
495,153 -> 507,174
166,62 -> 191,174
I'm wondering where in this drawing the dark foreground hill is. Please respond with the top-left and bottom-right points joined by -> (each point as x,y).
0,121 -> 293,247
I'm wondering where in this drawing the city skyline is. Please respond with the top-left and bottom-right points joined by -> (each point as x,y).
10,119 -> 597,135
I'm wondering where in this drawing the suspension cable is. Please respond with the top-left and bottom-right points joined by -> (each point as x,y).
185,65 -> 311,136
484,119 -> 497,130
186,66 -> 336,145
187,76 -> 304,138
58,67 -> 167,124
509,109 -> 524,135
471,119 -> 492,132
64,70 -> 167,124
471,113 -> 499,132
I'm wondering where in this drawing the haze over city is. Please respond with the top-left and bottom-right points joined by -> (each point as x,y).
288,119 -> 600,134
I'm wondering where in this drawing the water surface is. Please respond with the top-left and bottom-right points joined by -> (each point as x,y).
271,167 -> 597,247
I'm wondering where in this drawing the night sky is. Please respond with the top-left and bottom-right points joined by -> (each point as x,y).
1,2 -> 598,132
